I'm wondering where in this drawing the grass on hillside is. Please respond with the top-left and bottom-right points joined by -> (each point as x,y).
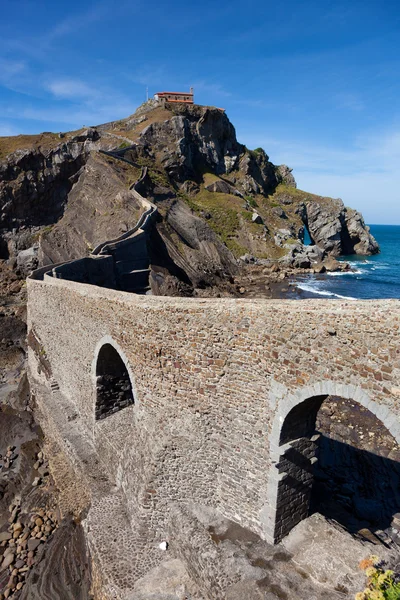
0,129 -> 86,161
271,183 -> 340,206
180,185 -> 265,257
105,107 -> 172,142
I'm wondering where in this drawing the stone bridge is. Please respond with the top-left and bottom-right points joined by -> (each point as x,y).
26,263 -> 400,597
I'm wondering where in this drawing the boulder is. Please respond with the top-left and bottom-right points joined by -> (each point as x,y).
239,254 -> 256,264
252,212 -> 263,224
274,228 -> 293,246
16,246 -> 38,276
313,263 -> 326,274
323,257 -> 343,272
271,206 -> 287,219
205,180 -> 233,194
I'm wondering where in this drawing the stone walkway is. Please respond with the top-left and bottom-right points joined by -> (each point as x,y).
33,381 -> 163,600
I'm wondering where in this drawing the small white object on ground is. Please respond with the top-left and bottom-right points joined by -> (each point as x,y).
159,541 -> 168,550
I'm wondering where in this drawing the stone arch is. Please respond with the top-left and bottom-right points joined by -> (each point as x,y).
263,381 -> 400,544
92,336 -> 137,421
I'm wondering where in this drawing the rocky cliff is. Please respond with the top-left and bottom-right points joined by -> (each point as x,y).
0,100 -> 379,296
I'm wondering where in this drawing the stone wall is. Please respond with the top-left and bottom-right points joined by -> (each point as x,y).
26,275 -> 400,596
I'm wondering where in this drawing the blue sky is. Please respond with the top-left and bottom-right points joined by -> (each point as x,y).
1,0 -> 400,223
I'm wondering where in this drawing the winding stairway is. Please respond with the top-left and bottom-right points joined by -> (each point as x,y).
92,160 -> 157,295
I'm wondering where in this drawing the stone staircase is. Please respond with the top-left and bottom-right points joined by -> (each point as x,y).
92,163 -> 157,295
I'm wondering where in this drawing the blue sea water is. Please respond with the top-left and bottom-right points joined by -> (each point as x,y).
295,225 -> 400,300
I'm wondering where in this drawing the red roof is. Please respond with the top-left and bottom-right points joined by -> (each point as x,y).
156,91 -> 193,96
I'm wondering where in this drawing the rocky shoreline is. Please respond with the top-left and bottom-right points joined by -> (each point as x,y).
0,261 -> 92,599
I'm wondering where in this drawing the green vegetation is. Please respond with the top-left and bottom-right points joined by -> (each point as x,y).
241,210 -> 253,222
225,239 -> 248,257
179,186 -> 248,257
118,141 -> 131,149
248,147 -> 265,160
271,183 -> 337,208
149,168 -> 170,188
356,556 -> 400,600
245,196 -> 258,208
206,206 -> 240,243
33,224 -> 54,242
202,172 -> 220,186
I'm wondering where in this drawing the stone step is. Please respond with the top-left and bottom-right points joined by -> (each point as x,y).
119,269 -> 150,291
115,258 -> 149,274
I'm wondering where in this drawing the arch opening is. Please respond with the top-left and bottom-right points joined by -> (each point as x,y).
95,343 -> 134,420
273,395 -> 400,545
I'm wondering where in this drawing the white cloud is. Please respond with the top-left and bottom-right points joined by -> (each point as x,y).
0,58 -> 27,89
47,78 -> 95,100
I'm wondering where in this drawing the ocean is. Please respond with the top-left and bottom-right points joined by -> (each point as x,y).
294,225 -> 400,300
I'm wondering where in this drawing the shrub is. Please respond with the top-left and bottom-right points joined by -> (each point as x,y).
356,556 -> 400,600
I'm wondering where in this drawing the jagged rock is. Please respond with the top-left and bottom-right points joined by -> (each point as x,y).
276,164 -> 297,188
238,149 -> 279,195
139,105 -> 243,180
16,246 -> 38,276
0,100 -> 379,299
19,518 -> 91,600
0,128 -> 108,262
180,180 -> 199,196
323,257 -> 348,272
305,199 -> 379,256
313,264 -> 326,273
305,200 -> 343,255
344,208 -> 380,255
280,241 -> 325,269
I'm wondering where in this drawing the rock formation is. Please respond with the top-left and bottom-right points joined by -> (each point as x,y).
305,198 -> 379,256
0,100 -> 379,296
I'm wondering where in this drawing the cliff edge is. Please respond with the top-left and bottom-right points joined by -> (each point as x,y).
0,100 -> 379,296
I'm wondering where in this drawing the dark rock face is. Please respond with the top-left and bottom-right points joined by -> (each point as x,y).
138,107 -> 244,182
164,199 -> 238,279
238,150 -> 279,195
136,105 -> 279,196
0,129 -> 100,230
305,199 -> 379,256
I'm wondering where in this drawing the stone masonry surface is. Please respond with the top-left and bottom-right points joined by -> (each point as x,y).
26,275 -> 400,598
